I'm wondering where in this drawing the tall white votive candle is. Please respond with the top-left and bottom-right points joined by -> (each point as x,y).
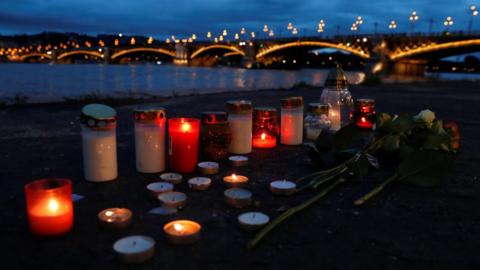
81,104 -> 118,182
226,100 -> 252,154
280,97 -> 304,145
133,108 -> 166,173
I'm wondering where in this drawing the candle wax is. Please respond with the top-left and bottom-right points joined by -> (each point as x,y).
168,118 -> 200,173
252,133 -> 276,148
28,199 -> 73,236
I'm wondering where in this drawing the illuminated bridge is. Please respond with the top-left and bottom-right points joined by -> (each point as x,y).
7,33 -> 480,76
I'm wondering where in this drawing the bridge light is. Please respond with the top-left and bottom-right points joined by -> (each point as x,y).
362,37 -> 368,42
240,27 -> 246,35
166,38 -> 171,44
214,37 -> 218,43
192,34 -> 197,40
118,33 -> 123,37
219,35 -> 224,42
46,51 -> 52,55
98,48 -> 102,52
268,30 -> 274,37
235,33 -> 239,40
263,25 -> 269,32
207,32 -> 212,38
287,22 -> 293,30
251,32 -> 256,38
147,36 -> 154,44
130,37 -> 136,45
292,28 -> 298,35
223,29 -> 228,36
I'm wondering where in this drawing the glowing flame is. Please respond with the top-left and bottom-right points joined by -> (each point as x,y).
261,133 -> 266,140
174,223 -> 184,231
361,117 -> 366,123
105,210 -> 114,217
232,174 -> 237,180
181,120 -> 191,133
48,199 -> 59,213
331,112 -> 336,117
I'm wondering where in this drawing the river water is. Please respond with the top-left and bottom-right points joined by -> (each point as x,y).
0,63 -> 478,104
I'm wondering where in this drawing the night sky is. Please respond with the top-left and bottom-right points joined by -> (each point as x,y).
0,0 -> 478,38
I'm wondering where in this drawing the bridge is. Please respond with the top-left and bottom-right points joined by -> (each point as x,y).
7,32 -> 480,76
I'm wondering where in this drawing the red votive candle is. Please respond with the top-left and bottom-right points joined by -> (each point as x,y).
168,118 -> 200,173
352,99 -> 376,129
24,178 -> 74,237
252,107 -> 278,148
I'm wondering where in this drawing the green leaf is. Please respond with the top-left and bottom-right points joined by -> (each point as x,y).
333,123 -> 361,150
383,134 -> 400,151
391,113 -> 415,133
314,130 -> 334,153
347,154 -> 371,178
397,149 -> 454,187
375,113 -> 392,132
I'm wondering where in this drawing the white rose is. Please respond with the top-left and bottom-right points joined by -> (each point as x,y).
414,109 -> 436,125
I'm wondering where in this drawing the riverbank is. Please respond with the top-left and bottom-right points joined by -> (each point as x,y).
0,82 -> 479,269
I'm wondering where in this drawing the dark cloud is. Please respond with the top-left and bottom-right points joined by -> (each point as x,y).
0,0 -> 476,38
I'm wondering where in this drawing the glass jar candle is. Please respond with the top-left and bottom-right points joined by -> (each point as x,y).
168,118 -> 200,173
280,96 -> 304,145
200,112 -> 232,160
81,104 -> 118,182
252,107 -> 278,148
226,100 -> 252,154
304,103 -> 331,141
320,65 -> 354,131
352,98 -> 376,129
133,108 -> 166,173
24,178 -> 74,236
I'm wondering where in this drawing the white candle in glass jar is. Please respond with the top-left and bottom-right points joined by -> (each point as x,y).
81,104 -> 118,182
280,97 -> 304,145
226,100 -> 252,154
133,108 -> 166,173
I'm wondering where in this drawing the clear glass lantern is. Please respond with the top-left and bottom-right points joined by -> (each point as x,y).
304,103 -> 331,141
320,65 -> 354,131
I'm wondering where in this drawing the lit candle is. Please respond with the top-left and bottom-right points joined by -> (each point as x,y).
228,155 -> 248,167
133,108 -> 166,173
224,188 -> 252,208
113,235 -> 155,264
159,172 -> 183,184
168,118 -> 200,173
98,208 -> 132,230
188,177 -> 212,191
252,107 -> 278,148
226,100 -> 253,154
197,161 -> 219,175
238,212 -> 270,231
270,179 -> 297,196
146,182 -> 174,198
280,97 -> 304,145
223,173 -> 249,188
24,178 -> 74,236
163,220 -> 201,245
329,107 -> 341,131
352,98 -> 376,130
157,191 -> 187,209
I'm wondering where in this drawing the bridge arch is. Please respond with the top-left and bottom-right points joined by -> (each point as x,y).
111,47 -> 176,61
190,45 -> 245,59
389,39 -> 480,60
256,41 -> 370,59
57,50 -> 104,60
19,53 -> 52,62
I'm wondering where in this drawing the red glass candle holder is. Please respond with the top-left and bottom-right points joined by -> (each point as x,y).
352,99 -> 376,129
24,178 -> 74,237
252,107 -> 278,148
168,118 -> 200,173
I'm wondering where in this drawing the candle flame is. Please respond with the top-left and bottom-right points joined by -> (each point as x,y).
181,121 -> 191,133
331,112 -> 336,116
232,174 -> 237,180
174,223 -> 184,231
261,133 -> 266,140
361,117 -> 366,122
48,198 -> 59,213
105,210 -> 114,217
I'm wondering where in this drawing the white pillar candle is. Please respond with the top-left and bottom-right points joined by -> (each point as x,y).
280,97 -> 304,145
113,235 -> 155,264
133,108 -> 166,173
81,104 -> 118,182
226,100 -> 252,154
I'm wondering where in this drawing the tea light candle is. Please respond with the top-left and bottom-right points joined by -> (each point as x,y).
98,208 -> 132,230
146,182 -> 174,198
158,191 -> 187,209
223,173 -> 249,188
188,177 -> 212,191
113,235 -> 155,264
24,178 -> 74,236
163,220 -> 201,245
270,179 -> 297,196
238,212 -> 270,231
160,172 -> 183,184
228,155 -> 248,167
168,118 -> 200,173
197,161 -> 219,175
224,188 -> 252,208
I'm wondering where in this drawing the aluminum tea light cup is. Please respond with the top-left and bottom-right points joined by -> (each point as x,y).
270,179 -> 297,196
113,235 -> 155,264
197,161 -> 219,175
224,188 -> 252,208
238,212 -> 270,231
163,220 -> 201,245
159,173 -> 183,184
98,208 -> 132,230
228,155 -> 248,167
223,173 -> 249,188
158,191 -> 187,209
146,182 -> 174,198
188,177 -> 212,191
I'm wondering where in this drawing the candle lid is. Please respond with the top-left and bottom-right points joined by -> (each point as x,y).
253,107 -> 277,118
201,111 -> 228,124
307,103 -> 329,114
81,104 -> 117,128
324,64 -> 348,90
356,98 -> 375,107
133,107 -> 166,123
280,96 -> 303,108
226,100 -> 252,113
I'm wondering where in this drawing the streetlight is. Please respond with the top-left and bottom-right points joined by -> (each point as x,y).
317,19 -> 325,33
207,32 -> 212,39
292,27 -> 298,35
263,25 -> 269,33
388,20 -> 397,31
356,16 -> 363,25
222,29 -> 228,36
350,23 -> 358,32
409,10 -> 419,33
268,30 -> 274,37
219,35 -> 224,42
251,32 -> 256,38
235,33 -> 239,40
240,27 -> 246,35
287,22 -> 293,30
443,16 -> 454,32
469,5 -> 478,33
